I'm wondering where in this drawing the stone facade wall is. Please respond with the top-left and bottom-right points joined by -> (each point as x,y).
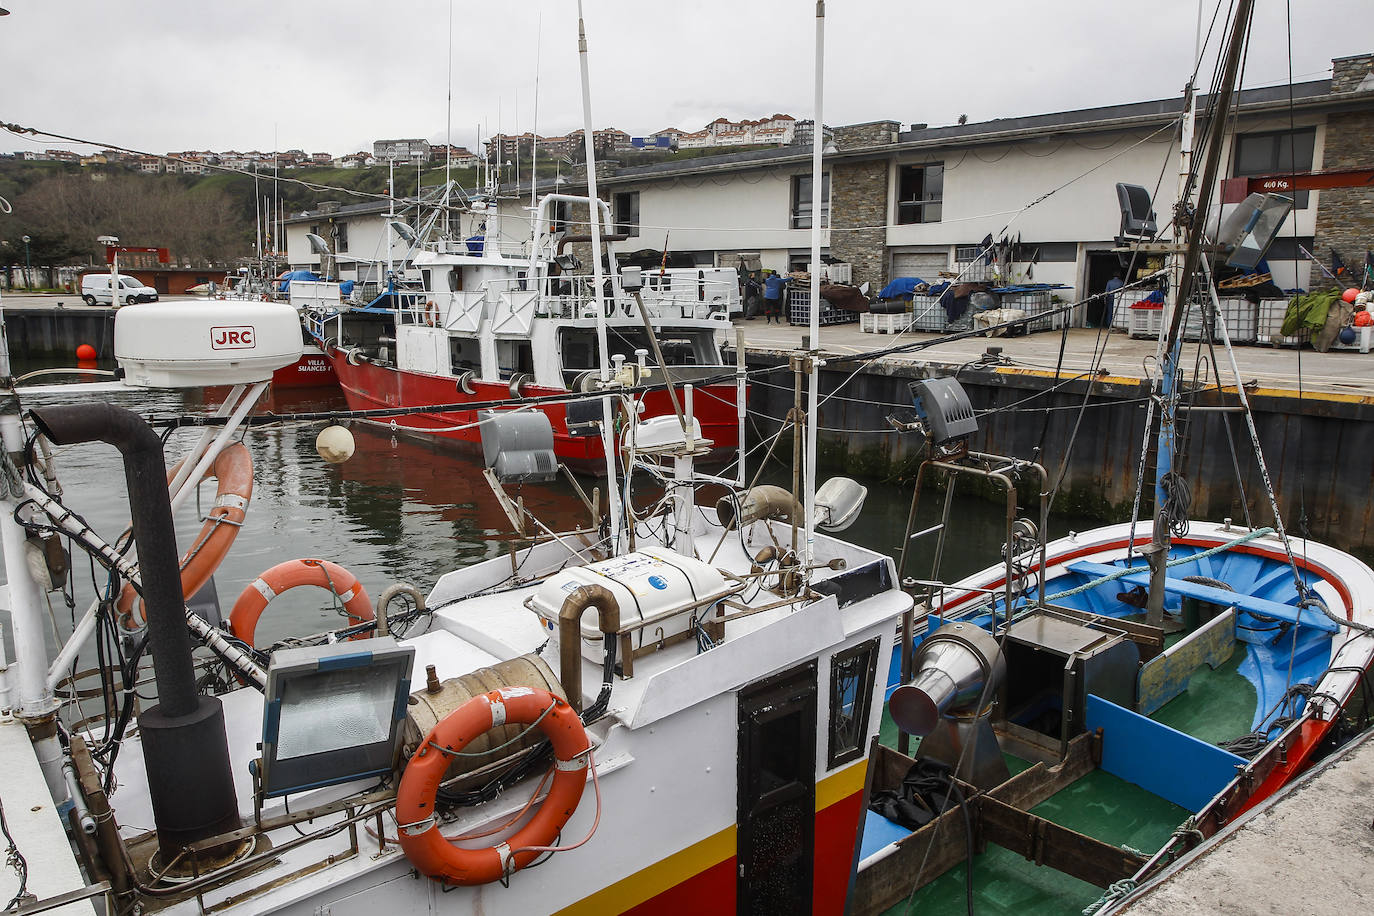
1313,56 -> 1374,276
830,160 -> 888,291
833,121 -> 900,151
1331,54 -> 1374,93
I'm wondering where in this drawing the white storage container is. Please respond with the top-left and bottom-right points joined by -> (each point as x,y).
1129,302 -> 1164,339
115,301 -> 303,387
1257,299 -> 1304,347
528,546 -> 733,663
910,296 -> 947,331
861,312 -> 913,334
1183,298 -> 1258,344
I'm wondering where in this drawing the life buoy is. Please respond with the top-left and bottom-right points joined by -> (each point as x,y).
228,558 -> 373,647
425,300 -> 439,327
115,443 -> 254,631
397,687 -> 590,885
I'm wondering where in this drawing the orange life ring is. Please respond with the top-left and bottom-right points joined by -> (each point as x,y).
228,558 -> 373,647
424,299 -> 439,327
397,687 -> 590,885
115,442 -> 253,631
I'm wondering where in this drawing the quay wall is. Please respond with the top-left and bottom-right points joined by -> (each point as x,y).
743,350 -> 1374,561
4,308 -> 116,359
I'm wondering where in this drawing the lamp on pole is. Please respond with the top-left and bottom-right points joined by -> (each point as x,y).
21,235 -> 30,290
98,235 -> 119,308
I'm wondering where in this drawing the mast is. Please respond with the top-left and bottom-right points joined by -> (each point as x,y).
803,0 -> 825,573
443,0 -> 454,238
1148,0 -> 1254,621
577,0 -> 624,549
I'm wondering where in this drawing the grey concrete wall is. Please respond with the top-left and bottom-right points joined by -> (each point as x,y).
4,309 -> 117,359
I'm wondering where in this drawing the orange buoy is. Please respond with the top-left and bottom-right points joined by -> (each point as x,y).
75,343 -> 97,361
228,558 -> 373,647
1343,288 -> 1360,304
116,443 -> 253,631
397,687 -> 590,885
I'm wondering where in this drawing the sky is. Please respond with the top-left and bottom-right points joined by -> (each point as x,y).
1,0 -> 1369,158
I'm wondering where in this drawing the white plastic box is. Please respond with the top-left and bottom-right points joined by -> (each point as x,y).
1257,299 -> 1303,347
1129,302 -> 1164,339
1183,298 -> 1258,344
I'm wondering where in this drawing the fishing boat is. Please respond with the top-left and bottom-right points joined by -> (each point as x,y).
846,1 -> 1374,910
0,8 -> 891,916
307,192 -> 746,472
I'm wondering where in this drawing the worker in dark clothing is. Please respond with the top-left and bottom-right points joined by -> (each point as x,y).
1103,273 -> 1124,329
762,270 -> 789,324
744,272 -> 763,320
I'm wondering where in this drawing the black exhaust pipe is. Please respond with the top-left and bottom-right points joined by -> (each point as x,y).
29,404 -> 241,856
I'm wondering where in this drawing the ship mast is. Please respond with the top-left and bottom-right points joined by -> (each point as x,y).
1147,0 -> 1254,620
802,0 -> 825,574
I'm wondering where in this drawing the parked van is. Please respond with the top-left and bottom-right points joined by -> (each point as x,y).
81,273 -> 159,306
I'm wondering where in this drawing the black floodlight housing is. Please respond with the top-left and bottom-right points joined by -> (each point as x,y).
479,410 -> 557,482
564,397 -> 603,438
553,254 -> 580,272
260,637 -> 414,798
910,377 -> 978,446
1115,183 -> 1158,240
1218,192 -> 1294,271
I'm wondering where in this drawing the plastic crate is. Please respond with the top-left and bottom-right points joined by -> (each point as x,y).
1129,302 -> 1163,339
1183,297 -> 1258,344
787,288 -> 858,327
1001,291 -> 1058,332
860,311 -> 914,334
910,296 -> 947,331
1115,289 -> 1155,330
947,262 -> 995,283
1257,299 -> 1304,347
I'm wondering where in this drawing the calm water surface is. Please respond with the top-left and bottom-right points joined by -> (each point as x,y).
1,379 -> 1095,655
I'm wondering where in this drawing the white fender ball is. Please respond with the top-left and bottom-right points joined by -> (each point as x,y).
316,425 -> 356,464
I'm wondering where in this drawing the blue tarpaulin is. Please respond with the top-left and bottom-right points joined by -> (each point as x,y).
277,269 -> 321,293
878,277 -> 923,300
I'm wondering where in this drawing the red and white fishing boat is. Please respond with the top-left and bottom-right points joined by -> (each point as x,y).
311,196 -> 745,473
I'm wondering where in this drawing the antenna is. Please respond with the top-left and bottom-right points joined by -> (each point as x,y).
803,0 -> 826,574
531,12 -> 542,210
443,0 -> 453,236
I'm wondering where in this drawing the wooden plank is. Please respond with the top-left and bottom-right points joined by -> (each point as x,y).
1065,561 -> 1338,633
851,804 -> 974,915
987,731 -> 1097,811
979,796 -> 1148,888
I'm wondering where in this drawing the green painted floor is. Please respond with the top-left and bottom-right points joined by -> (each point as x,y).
872,646 -> 1254,915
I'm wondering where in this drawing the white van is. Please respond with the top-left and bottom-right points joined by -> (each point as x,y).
81,273 -> 159,306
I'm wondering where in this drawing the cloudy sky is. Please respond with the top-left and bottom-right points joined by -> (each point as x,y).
1,0 -> 1368,157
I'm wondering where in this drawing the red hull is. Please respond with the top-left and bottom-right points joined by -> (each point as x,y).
272,348 -> 339,389
328,350 -> 742,474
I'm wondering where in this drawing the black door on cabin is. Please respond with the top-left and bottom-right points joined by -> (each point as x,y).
737,660 -> 817,916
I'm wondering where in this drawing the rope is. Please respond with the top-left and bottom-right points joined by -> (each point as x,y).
426,701 -> 557,758
1082,879 -> 1137,915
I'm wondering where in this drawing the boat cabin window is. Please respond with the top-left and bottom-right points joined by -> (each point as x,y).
449,337 -> 480,373
557,327 -> 720,377
827,638 -> 880,768
448,268 -> 461,292
496,339 -> 534,378
421,269 -> 433,291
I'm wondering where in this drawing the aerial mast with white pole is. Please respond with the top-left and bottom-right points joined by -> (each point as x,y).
803,0 -> 826,574
576,0 -> 624,549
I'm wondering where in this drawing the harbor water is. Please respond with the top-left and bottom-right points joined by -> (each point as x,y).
1,376 -> 1096,662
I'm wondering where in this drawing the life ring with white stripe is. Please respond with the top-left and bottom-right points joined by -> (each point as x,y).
228,558 -> 373,647
396,687 -> 590,886
115,442 -> 254,631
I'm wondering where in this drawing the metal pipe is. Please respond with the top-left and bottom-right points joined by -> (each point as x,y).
557,584 -> 620,713
62,757 -> 96,836
803,0 -> 826,577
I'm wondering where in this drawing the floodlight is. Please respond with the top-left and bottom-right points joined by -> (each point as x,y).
260,637 -> 414,798
306,233 -> 331,255
479,410 -> 556,482
1115,183 -> 1158,239
910,377 -> 978,446
1218,192 -> 1293,271
814,478 -> 868,531
388,220 -> 417,242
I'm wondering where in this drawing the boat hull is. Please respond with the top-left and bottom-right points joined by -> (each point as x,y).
272,344 -> 339,389
327,349 -> 743,473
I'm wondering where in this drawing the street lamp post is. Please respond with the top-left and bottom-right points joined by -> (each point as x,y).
21,235 -> 30,290
98,235 -> 119,308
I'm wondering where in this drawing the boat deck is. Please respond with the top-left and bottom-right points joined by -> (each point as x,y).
1118,726 -> 1374,914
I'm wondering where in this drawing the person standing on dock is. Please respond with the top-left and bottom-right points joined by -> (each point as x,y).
1104,273 -> 1124,330
763,270 -> 789,324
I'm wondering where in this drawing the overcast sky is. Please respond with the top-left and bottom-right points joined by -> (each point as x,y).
1,0 -> 1368,157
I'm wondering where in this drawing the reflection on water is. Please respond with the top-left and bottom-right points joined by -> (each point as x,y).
2,380 -> 1095,654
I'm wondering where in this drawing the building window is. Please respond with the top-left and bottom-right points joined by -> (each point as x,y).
1233,128 -> 1315,209
333,222 -> 349,253
897,163 -> 943,224
827,637 -> 880,768
791,173 -> 830,229
614,191 -> 640,236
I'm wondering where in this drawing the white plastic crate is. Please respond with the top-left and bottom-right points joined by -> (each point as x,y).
1129,303 -> 1163,339
1257,299 -> 1304,347
948,262 -> 995,283
1002,291 -> 1059,332
861,311 -> 913,334
809,262 -> 852,285
910,296 -> 947,331
787,288 -> 858,327
1115,289 -> 1154,330
1183,297 -> 1258,344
